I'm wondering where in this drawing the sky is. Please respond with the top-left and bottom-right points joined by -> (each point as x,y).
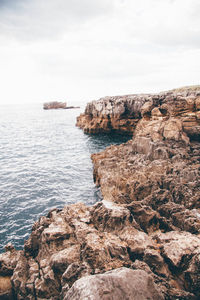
0,0 -> 199,106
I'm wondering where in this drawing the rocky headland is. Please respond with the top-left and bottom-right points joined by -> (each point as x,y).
1,86 -> 200,299
76,86 -> 200,138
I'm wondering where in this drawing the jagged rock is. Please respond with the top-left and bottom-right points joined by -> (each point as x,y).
91,139 -> 200,210
63,268 -> 164,300
90,200 -> 133,232
8,202 -> 134,299
76,88 -> 200,140
5,198 -> 199,299
0,244 -> 21,300
0,244 -> 20,277
0,275 -> 13,300
154,231 -> 200,269
76,94 -> 148,134
184,252 -> 200,297
2,86 -> 200,299
50,245 -> 80,273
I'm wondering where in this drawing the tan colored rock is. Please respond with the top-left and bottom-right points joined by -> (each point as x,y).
163,118 -> 189,143
50,245 -> 80,273
0,247 -> 20,277
3,86 -> 200,299
77,94 -> 148,135
195,96 -> 200,110
77,87 -> 200,140
5,187 -> 200,299
64,268 -> 164,300
141,100 -> 154,117
184,252 -> 200,297
155,231 -> 200,268
151,107 -> 163,118
0,276 -> 13,299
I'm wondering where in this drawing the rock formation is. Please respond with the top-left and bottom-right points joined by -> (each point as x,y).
43,102 -> 67,110
0,86 -> 200,299
76,87 -> 200,139
76,94 -> 147,134
43,102 -> 80,110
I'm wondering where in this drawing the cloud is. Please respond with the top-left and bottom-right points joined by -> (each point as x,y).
1,0 -> 199,48
121,0 -> 200,48
0,0 -> 115,41
0,0 -> 21,8
0,0 -> 199,105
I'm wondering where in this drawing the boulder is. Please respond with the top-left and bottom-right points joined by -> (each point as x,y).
63,268 -> 164,300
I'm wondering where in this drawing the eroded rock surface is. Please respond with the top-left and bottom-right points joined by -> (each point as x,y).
64,267 -> 164,300
76,88 -> 200,140
0,86 -> 200,299
0,196 -> 199,299
76,94 -> 149,135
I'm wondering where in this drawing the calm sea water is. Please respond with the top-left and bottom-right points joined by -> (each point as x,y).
0,103 -> 131,253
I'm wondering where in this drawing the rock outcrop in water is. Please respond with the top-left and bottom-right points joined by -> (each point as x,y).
43,102 -> 80,110
0,86 -> 200,299
43,102 -> 67,110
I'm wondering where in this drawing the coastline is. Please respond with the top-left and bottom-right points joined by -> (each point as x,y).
0,86 -> 200,299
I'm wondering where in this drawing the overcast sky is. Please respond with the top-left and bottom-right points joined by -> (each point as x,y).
0,0 -> 199,105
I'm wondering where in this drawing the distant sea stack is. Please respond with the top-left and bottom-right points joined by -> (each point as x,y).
43,102 -> 80,110
43,101 -> 67,109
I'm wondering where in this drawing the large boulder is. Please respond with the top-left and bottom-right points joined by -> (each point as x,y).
63,268 -> 164,300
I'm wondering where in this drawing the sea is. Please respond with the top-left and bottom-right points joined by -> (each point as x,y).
0,103 -> 131,253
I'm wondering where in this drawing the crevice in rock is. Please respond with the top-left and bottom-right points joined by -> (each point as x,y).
127,247 -> 144,263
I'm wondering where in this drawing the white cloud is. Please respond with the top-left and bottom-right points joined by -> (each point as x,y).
0,0 -> 199,105
0,0 -> 116,41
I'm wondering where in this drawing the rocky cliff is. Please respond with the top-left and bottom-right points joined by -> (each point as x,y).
76,88 -> 200,139
1,86 -> 200,299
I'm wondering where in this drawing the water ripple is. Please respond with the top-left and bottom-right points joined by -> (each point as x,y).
0,104 -> 131,252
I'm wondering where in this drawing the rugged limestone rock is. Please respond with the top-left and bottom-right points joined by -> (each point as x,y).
0,86 -> 200,299
0,243 -> 21,299
64,267 -> 164,300
76,94 -> 149,134
0,196 -> 199,299
76,88 -> 200,140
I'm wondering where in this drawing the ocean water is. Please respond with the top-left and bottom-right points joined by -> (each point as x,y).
0,103 -> 131,253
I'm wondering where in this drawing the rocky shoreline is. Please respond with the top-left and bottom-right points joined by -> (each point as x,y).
76,88 -> 200,139
0,87 -> 200,299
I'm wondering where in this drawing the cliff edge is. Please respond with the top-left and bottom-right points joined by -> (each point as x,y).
76,87 -> 200,139
0,86 -> 200,299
